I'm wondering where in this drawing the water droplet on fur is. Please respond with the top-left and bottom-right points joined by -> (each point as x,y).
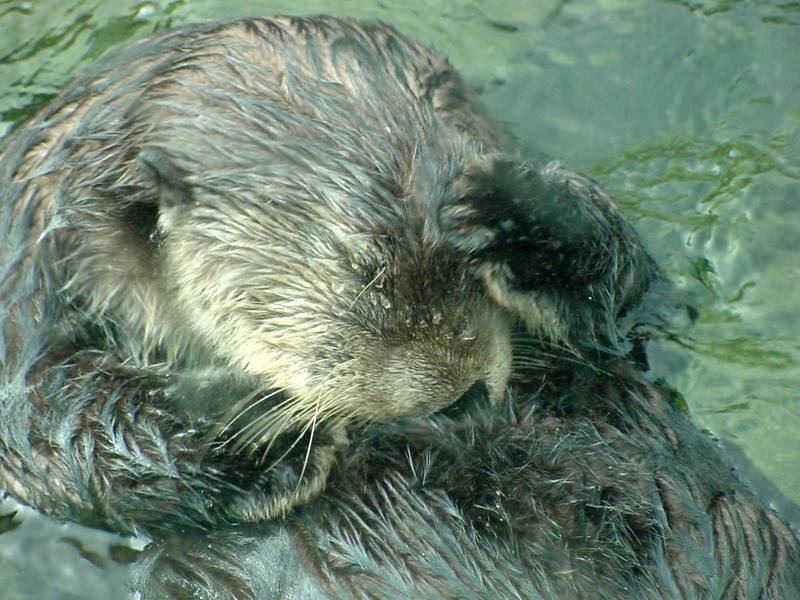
431,311 -> 442,326
380,295 -> 392,309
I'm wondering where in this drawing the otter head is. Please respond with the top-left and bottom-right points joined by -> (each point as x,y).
136,145 -> 655,442
137,147 -> 514,440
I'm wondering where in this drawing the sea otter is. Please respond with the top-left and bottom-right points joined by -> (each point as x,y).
0,15 -> 654,530
1,14 -> 797,600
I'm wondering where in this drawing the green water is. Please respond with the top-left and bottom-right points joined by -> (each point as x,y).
1,0 -> 798,516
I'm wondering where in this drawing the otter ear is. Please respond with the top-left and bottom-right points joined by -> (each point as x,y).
137,146 -> 194,207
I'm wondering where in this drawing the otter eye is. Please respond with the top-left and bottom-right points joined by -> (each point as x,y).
124,201 -> 160,243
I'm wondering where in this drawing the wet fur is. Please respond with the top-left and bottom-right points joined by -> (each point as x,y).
1,14 -> 797,600
0,15 -> 654,529
131,358 -> 798,599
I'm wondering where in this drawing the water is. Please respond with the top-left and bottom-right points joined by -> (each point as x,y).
1,0 -> 799,595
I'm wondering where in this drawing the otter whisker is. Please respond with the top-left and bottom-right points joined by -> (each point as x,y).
216,386 -> 285,440
348,265 -> 386,310
225,391 -> 309,452
259,420 -> 314,471
217,389 -> 296,449
256,386 -> 345,469
244,381 -> 342,452
509,335 -> 597,369
292,394 -> 322,494
237,401 -> 306,454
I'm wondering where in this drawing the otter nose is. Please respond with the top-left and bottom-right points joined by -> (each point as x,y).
437,380 -> 489,418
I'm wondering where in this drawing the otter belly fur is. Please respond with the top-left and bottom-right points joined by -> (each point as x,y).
1,14 -> 797,600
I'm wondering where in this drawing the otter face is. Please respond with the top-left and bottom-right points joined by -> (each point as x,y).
326,248 -> 514,420
138,148 -> 513,435
136,145 -> 655,440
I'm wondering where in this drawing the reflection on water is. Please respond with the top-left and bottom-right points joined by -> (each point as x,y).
1,0 -> 798,593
